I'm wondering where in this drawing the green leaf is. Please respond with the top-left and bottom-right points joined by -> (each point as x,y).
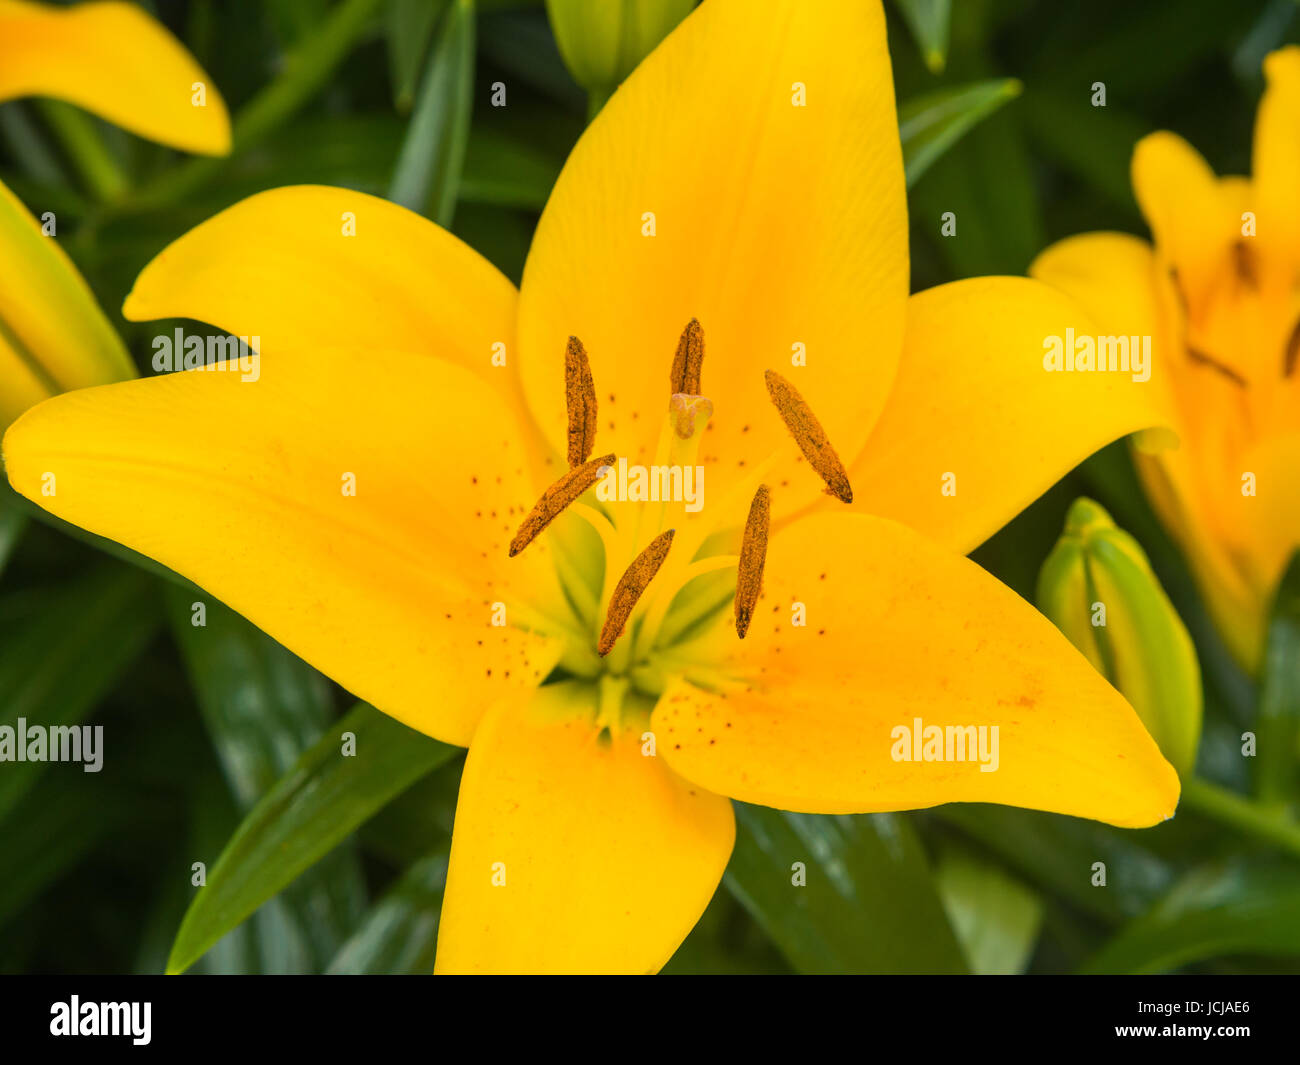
0,773 -> 127,927
267,0 -> 336,45
450,201 -> 535,283
387,0 -> 447,112
0,498 -> 25,579
36,100 -> 127,202
133,0 -> 387,207
166,701 -> 456,974
478,7 -> 586,109
326,847 -> 449,973
0,564 -> 162,821
0,100 -> 68,186
461,125 -> 564,209
144,113 -> 561,214
910,107 -> 1043,275
1081,860 -> 1300,973
935,842 -> 1044,974
893,0 -> 951,74
1233,0 -> 1296,85
724,805 -> 967,974
1028,0 -> 1255,101
1020,87 -> 1147,211
184,772 -> 320,974
359,756 -> 462,865
935,805 -> 1184,924
388,0 -> 477,226
191,847 -> 365,975
167,590 -> 334,808
166,591 -> 368,970
1257,552 -> 1300,804
899,77 -> 1022,188
663,886 -> 791,975
228,0 -> 384,151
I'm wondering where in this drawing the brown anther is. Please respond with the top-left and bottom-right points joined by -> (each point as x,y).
597,529 -> 675,656
670,318 -> 704,397
509,453 -> 615,557
1167,267 -> 1190,318
734,485 -> 770,639
763,369 -> 853,503
1187,346 -> 1248,388
565,336 -> 597,467
1233,240 -> 1258,289
1285,318 -> 1300,378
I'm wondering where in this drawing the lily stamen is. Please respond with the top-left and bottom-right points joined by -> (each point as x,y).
1232,240 -> 1258,289
1284,318 -> 1300,377
669,318 -> 704,397
509,452 -> 616,557
597,529 -> 675,656
565,335 -> 598,467
763,369 -> 853,503
1186,346 -> 1248,388
734,485 -> 770,639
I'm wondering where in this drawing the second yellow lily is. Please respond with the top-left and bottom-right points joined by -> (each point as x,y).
1033,47 -> 1300,674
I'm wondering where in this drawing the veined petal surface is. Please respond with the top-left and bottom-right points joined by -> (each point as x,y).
848,277 -> 1172,555
0,177 -> 134,429
436,682 -> 735,974
3,348 -> 565,747
655,512 -> 1180,828
517,0 -> 909,515
0,0 -> 230,154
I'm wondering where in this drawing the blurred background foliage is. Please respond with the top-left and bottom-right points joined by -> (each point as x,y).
1,0 -> 1299,975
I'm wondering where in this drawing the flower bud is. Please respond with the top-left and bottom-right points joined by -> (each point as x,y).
1037,498 -> 1202,775
0,179 -> 134,431
545,0 -> 695,97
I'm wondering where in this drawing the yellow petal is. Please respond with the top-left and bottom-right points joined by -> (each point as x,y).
1205,433 -> 1300,610
1030,232 -> 1265,670
0,177 -> 134,429
0,0 -> 230,155
2,348 -> 567,747
517,0 -> 908,509
122,185 -> 553,469
656,512 -> 1179,828
0,340 -> 53,428
1130,131 -> 1233,308
1030,232 -> 1184,431
436,682 -> 734,974
1253,47 -> 1300,272
1031,232 -> 1161,339
124,186 -> 513,380
848,276 -> 1172,555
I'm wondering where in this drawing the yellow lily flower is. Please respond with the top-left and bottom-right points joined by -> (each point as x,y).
0,0 -> 232,428
0,179 -> 135,429
1,0 -> 1177,973
1032,48 -> 1300,674
0,0 -> 231,156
